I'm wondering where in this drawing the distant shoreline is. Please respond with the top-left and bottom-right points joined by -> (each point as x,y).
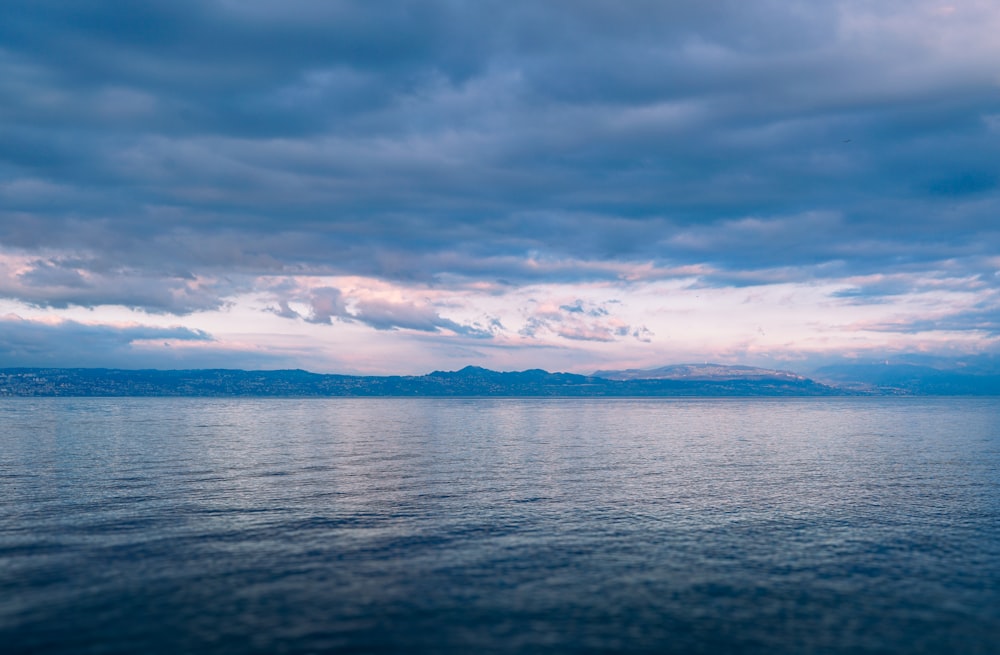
2,365 -> 996,397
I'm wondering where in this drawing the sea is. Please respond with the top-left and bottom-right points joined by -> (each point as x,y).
1,397 -> 998,654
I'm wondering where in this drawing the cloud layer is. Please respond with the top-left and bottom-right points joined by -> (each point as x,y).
1,1 -> 998,371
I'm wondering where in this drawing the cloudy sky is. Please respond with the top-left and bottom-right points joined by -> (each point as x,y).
1,0 -> 998,374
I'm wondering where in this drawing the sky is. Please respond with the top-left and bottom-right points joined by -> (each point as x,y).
1,0 -> 999,374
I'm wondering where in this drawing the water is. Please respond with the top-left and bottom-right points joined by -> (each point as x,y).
1,397 -> 998,654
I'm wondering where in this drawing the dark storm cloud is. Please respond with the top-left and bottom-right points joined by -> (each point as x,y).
1,0 -> 999,312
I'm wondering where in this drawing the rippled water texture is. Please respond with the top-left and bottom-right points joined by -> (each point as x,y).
1,397 -> 998,654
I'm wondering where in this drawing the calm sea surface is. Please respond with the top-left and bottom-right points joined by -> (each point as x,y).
1,397 -> 998,654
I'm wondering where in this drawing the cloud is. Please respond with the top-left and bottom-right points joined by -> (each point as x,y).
0,253 -> 239,314
349,298 -> 485,335
519,299 -> 652,343
859,303 -> 1000,336
830,271 -> 990,304
265,281 -> 494,336
0,2 -> 997,296
0,314 -> 253,368
303,286 -> 348,324
0,1 -> 998,369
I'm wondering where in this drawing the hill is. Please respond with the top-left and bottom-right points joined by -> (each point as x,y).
0,365 -> 845,397
593,363 -> 807,382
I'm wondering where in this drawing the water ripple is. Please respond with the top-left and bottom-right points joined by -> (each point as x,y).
1,397 -> 998,654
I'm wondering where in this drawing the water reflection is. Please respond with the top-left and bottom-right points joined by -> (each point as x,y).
1,397 -> 998,654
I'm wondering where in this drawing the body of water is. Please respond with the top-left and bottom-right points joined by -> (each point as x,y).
1,397 -> 998,653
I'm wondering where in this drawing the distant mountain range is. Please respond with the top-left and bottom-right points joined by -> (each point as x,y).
594,363 -> 808,382
0,364 -> 838,397
0,362 -> 996,397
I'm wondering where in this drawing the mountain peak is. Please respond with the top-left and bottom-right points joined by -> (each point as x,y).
428,365 -> 497,378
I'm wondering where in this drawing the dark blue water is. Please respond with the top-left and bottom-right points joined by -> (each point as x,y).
1,397 -> 998,654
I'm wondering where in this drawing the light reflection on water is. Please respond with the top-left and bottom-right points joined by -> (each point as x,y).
1,397 -> 998,654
